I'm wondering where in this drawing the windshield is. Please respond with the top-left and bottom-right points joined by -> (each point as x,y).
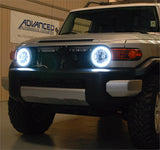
60,6 -> 159,34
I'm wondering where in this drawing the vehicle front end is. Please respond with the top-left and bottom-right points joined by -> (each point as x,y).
8,3 -> 160,149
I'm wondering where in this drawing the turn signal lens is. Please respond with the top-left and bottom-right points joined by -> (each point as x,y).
10,51 -> 16,60
111,48 -> 142,60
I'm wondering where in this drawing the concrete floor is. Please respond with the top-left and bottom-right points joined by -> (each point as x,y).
0,101 -> 135,150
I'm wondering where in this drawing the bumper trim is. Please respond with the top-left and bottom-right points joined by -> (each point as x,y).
21,86 -> 87,105
106,80 -> 142,97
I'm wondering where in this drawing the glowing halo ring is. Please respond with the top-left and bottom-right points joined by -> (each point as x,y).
91,46 -> 112,67
17,48 -> 32,67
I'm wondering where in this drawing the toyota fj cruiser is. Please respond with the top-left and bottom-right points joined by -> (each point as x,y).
8,2 -> 160,149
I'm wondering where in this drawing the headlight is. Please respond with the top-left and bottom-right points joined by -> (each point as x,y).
91,46 -> 112,67
17,48 -> 32,67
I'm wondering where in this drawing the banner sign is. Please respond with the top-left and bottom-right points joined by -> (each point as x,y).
10,11 -> 60,43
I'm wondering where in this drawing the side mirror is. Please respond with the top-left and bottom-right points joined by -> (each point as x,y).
55,27 -> 59,35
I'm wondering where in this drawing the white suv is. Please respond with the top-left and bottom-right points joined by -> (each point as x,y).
8,2 -> 160,149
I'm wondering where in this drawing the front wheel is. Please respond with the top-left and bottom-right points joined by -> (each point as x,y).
128,75 -> 160,149
8,98 -> 55,134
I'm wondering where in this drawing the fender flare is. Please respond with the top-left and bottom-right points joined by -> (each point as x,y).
136,58 -> 160,76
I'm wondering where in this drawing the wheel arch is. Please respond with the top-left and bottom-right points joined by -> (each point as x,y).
137,58 -> 160,78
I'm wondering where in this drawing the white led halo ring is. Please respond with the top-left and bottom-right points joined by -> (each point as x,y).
91,46 -> 112,68
17,48 -> 32,67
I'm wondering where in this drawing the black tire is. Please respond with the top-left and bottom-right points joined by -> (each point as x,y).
128,75 -> 160,149
8,98 -> 55,134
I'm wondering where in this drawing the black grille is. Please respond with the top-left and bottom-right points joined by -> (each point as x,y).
36,46 -> 93,70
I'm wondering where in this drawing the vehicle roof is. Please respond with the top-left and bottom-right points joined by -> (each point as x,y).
71,3 -> 160,12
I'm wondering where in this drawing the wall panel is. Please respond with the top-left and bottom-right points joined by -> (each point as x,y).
38,0 -> 88,10
0,8 -> 17,101
0,0 -> 68,21
37,0 -> 118,10
0,8 -> 2,101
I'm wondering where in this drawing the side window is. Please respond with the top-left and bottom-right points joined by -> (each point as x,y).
72,18 -> 92,33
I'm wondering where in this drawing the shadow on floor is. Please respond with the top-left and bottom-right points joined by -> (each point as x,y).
11,116 -> 135,150
97,117 -> 134,149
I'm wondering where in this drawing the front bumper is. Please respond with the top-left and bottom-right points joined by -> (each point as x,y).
9,68 -> 143,107
21,80 -> 142,105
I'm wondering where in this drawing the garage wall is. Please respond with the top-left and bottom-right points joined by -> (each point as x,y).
0,8 -> 2,101
0,8 -> 17,101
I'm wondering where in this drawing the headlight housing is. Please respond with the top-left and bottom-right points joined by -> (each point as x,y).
16,48 -> 32,67
91,46 -> 112,67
